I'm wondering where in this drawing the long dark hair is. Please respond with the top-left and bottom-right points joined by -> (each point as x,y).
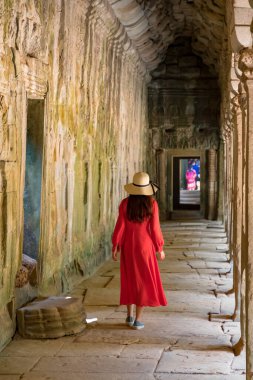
126,195 -> 153,223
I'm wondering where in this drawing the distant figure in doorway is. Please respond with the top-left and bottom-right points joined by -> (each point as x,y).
186,164 -> 197,191
112,172 -> 167,330
192,159 -> 200,190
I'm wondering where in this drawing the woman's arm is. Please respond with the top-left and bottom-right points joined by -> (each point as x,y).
150,200 -> 164,256
111,201 -> 125,261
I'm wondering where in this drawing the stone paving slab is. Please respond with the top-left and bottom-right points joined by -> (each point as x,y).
22,373 -> 156,380
163,290 -> 220,314
56,342 -> 124,357
155,375 -> 245,380
223,321 -> 241,335
232,350 -> 246,370
74,326 -> 177,345
104,313 -> 224,338
184,251 -> 228,261
0,357 -> 40,374
120,344 -> 164,359
173,335 -> 232,350
74,276 -> 111,289
0,338 -> 64,357
105,277 -> 121,289
163,229 -> 227,235
33,356 -> 158,373
220,296 -> 235,315
85,306 -> 117,320
84,288 -> 120,306
156,349 -> 234,374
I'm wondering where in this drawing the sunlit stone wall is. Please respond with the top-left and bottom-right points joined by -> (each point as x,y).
0,0 -> 147,349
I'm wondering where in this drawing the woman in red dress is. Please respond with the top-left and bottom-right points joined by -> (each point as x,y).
112,172 -> 167,330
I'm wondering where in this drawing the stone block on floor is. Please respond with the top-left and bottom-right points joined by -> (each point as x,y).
17,296 -> 86,338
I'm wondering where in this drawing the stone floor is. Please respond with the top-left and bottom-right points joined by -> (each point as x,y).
0,220 -> 246,379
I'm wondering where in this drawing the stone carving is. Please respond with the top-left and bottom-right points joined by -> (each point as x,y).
17,296 -> 86,338
15,255 -> 37,288
239,49 -> 253,79
15,266 -> 29,288
0,93 -> 16,162
8,1 -> 42,58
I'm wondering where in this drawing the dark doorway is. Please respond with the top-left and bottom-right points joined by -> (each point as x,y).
173,157 -> 200,210
23,99 -> 45,259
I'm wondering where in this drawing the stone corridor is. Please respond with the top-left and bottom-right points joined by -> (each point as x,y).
0,221 -> 246,379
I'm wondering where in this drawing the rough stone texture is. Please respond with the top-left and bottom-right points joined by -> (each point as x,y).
0,0 -> 147,349
109,0 -> 226,73
156,349 -> 234,374
0,0 -> 252,375
17,296 -> 86,338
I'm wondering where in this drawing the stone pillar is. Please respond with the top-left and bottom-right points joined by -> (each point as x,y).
217,140 -> 225,221
228,125 -> 234,256
156,149 -> 166,221
223,122 -> 233,255
239,83 -> 248,352
231,95 -> 243,322
239,48 -> 253,379
207,149 -> 218,220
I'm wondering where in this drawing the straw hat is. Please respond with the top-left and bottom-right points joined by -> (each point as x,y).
124,172 -> 159,196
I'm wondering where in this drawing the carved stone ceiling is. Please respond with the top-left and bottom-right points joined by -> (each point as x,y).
108,0 -> 226,74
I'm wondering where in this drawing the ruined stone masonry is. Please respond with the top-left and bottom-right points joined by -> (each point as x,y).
0,0 -> 253,379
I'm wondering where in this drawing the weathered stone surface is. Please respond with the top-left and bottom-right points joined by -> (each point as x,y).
56,342 -> 124,357
156,349 -> 234,374
155,375 -> 245,380
231,350 -> 246,370
0,338 -> 64,357
33,356 -> 157,373
15,266 -> 29,288
22,373 -> 155,380
0,0 -> 148,350
21,254 -> 37,286
0,357 -> 40,374
84,289 -> 120,306
120,344 -> 163,360
17,297 -> 86,338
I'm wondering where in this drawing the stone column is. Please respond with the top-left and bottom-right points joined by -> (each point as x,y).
228,124 -> 234,256
239,48 -> 253,379
234,83 -> 247,355
222,132 -> 228,233
217,140 -> 225,221
207,149 -> 218,220
156,149 -> 166,221
231,95 -> 243,322
223,121 -> 233,258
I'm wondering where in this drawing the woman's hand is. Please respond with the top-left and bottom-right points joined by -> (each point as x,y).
157,250 -> 165,261
112,247 -> 119,261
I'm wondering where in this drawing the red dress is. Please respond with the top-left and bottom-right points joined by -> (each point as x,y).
112,198 -> 167,307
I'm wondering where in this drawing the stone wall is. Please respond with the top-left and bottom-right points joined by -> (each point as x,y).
0,0 -> 147,350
